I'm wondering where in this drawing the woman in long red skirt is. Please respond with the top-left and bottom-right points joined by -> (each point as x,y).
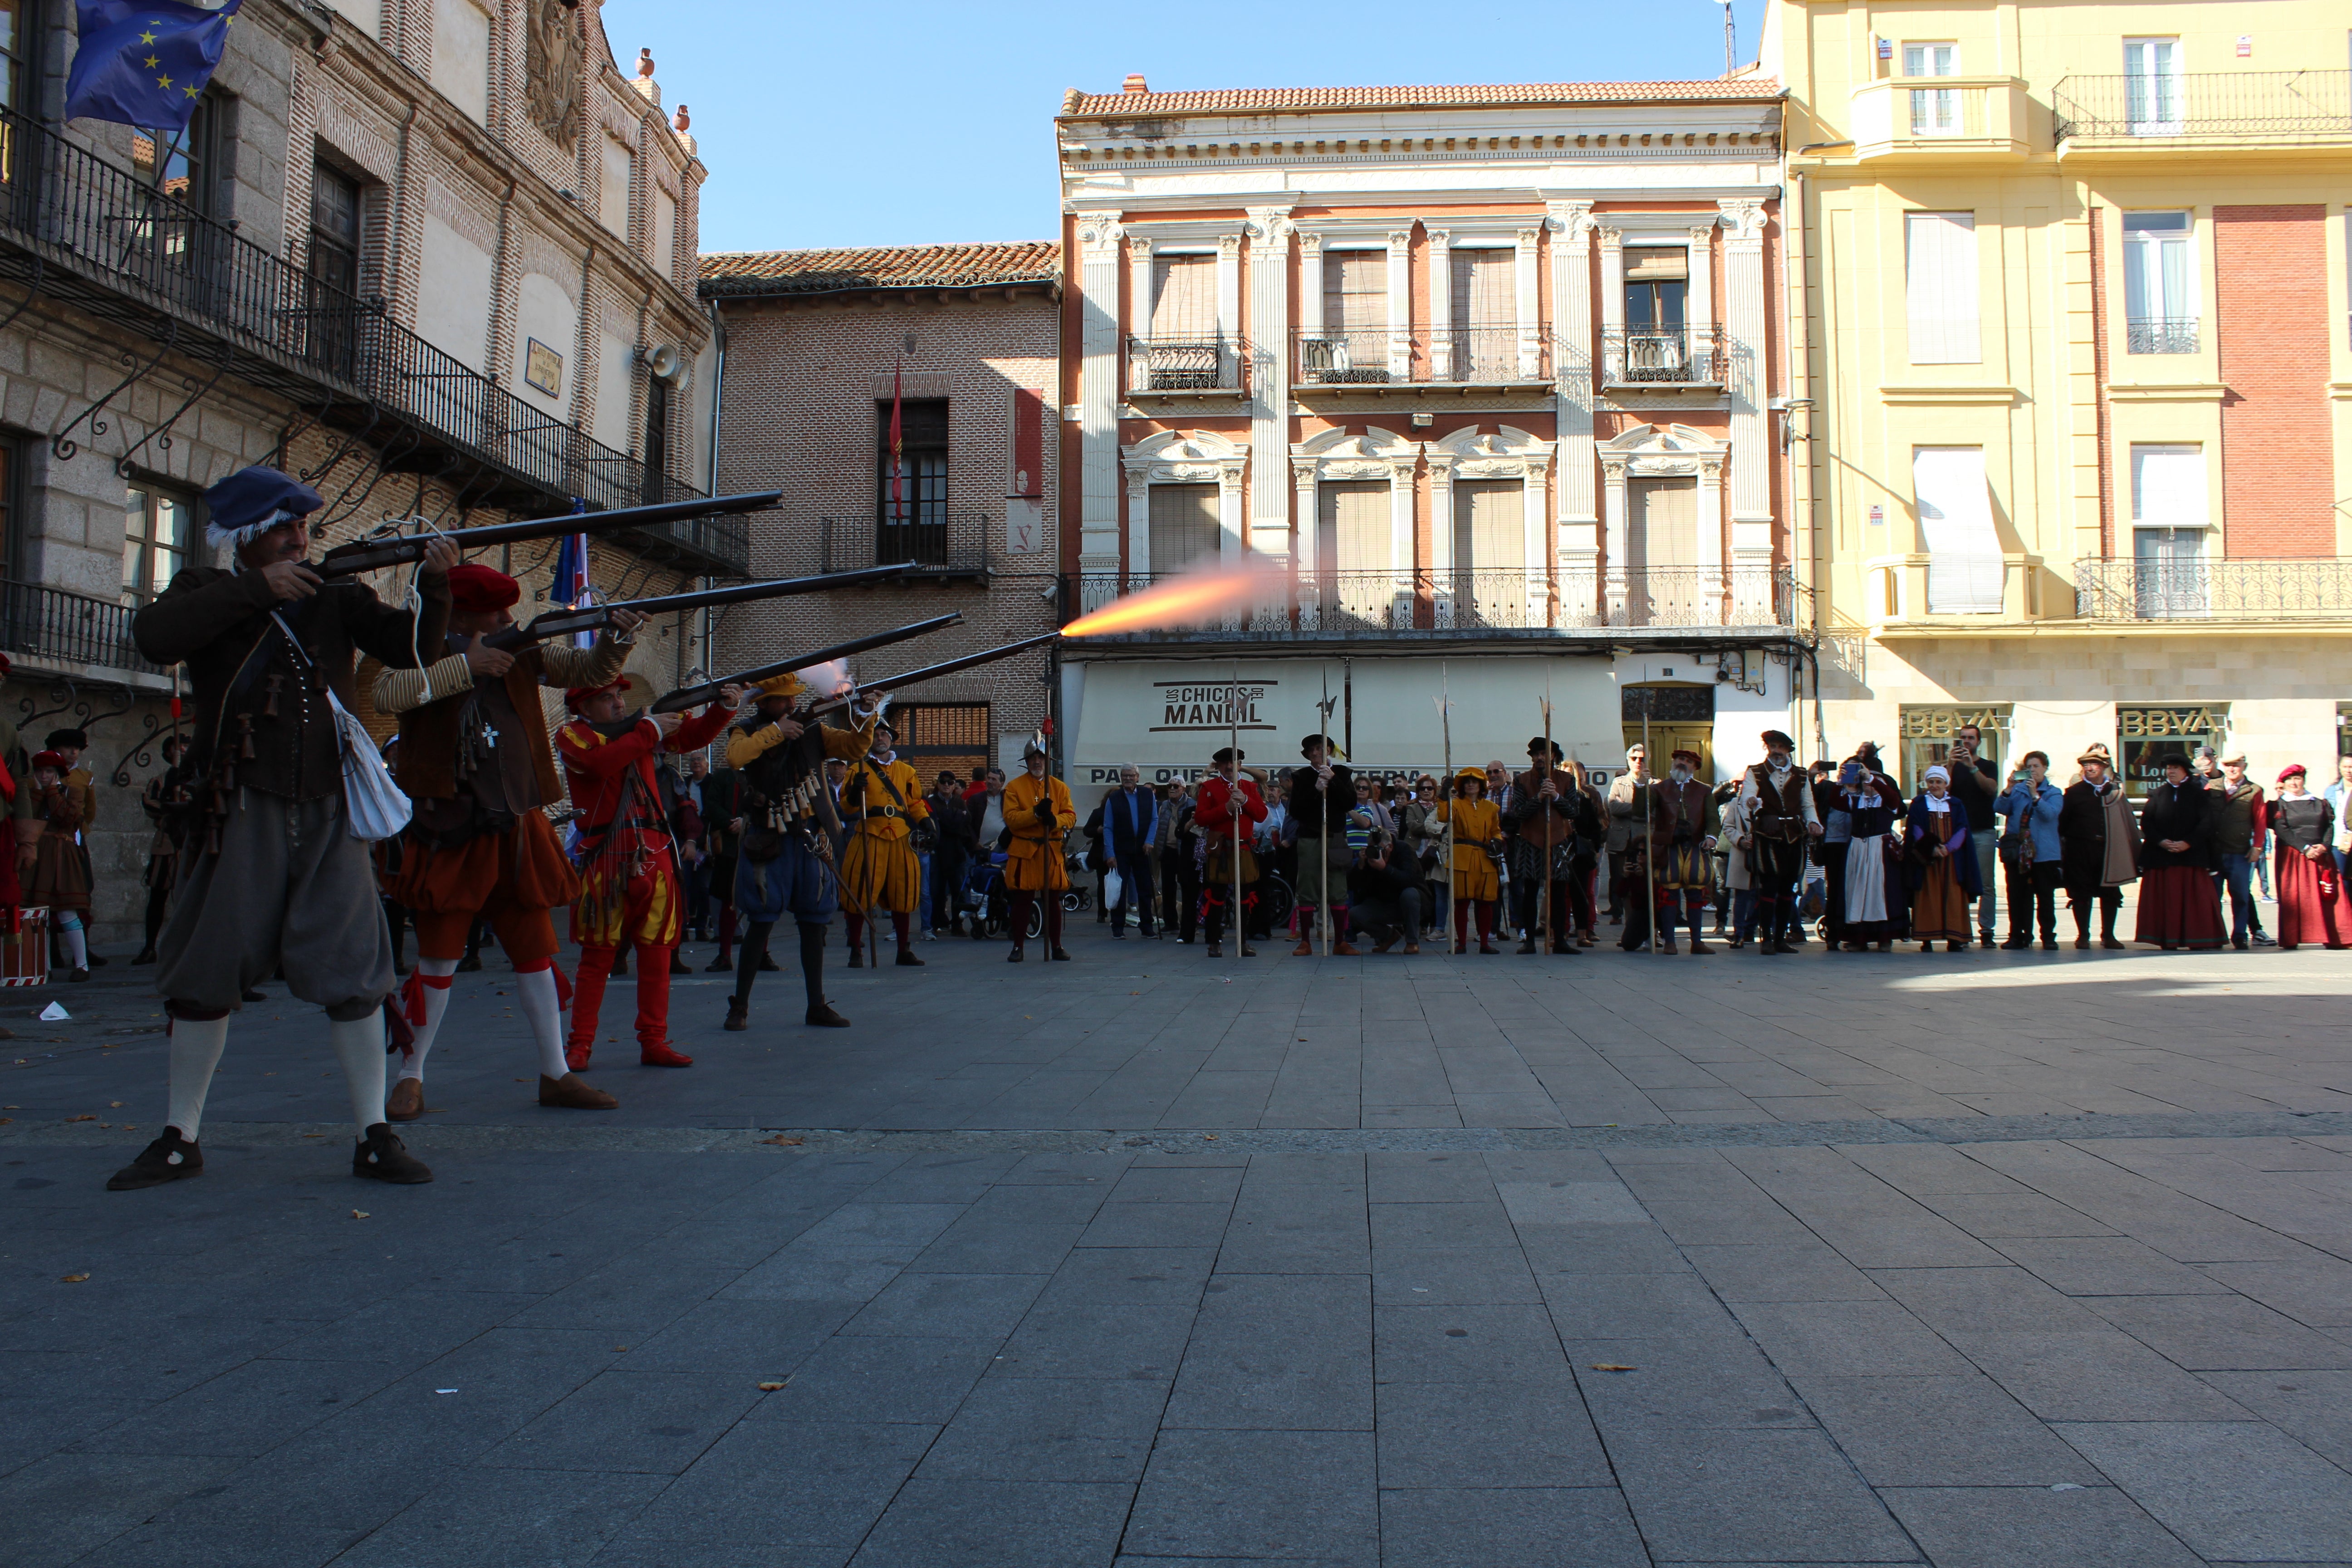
2266,765 -> 2346,951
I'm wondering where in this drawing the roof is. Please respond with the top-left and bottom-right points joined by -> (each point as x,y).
1058,79 -> 1784,118
698,242 -> 1061,299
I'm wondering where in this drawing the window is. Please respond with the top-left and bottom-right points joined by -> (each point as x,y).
1452,480 -> 1525,626
0,0 -> 36,113
1147,483 -> 1219,576
651,184 -> 676,277
2123,38 -> 2182,134
1141,254 -> 1220,389
2116,706 -> 2224,799
132,93 -> 219,279
599,136 -> 632,236
305,163 -> 365,375
640,376 -> 669,504
1898,706 -> 2009,796
1447,248 -> 1514,379
2130,443 -> 2205,530
1306,250 -> 1389,383
1316,480 -> 1390,623
1912,446 -> 2002,613
876,397 -> 947,541
2123,212 -> 2196,353
1904,42 -> 1961,136
122,485 -> 195,606
431,0 -> 491,124
1624,477 -> 1700,623
1905,211 -> 1980,364
0,435 -> 20,582
2129,447 -> 2208,617
891,703 -> 991,786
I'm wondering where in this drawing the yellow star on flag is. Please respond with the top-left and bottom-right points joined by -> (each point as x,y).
137,29 -> 155,41
156,74 -> 172,88
143,54 -> 158,66
183,84 -> 198,97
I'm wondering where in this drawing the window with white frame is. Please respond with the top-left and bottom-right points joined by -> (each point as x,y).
1147,483 -> 1220,576
1446,248 -> 1514,379
599,137 -> 633,236
1904,42 -> 1961,136
2123,37 -> 2182,133
1306,250 -> 1390,383
2129,444 -> 2208,617
1905,211 -> 1980,364
2123,211 -> 2196,354
1912,446 -> 2003,613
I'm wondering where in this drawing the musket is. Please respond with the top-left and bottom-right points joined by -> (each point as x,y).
482,563 -> 919,651
790,632 -> 1063,720
313,489 -> 785,578
649,614 -> 963,713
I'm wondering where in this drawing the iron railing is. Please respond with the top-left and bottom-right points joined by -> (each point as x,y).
1292,326 -> 1558,387
2125,316 -> 2200,355
1601,324 -> 1728,387
2075,557 -> 2352,622
1430,323 -> 1548,383
1068,566 -> 1804,637
820,513 -> 992,577
0,108 -> 743,574
0,580 -> 167,676
1294,326 -> 1410,386
2053,70 -> 2352,139
1127,335 -> 1248,394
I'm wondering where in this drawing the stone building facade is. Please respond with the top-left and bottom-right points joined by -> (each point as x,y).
0,0 -> 725,944
699,243 -> 1063,779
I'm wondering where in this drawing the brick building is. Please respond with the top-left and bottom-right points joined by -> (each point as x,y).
1053,75 -> 1805,790
0,0 -> 727,943
698,243 -> 1062,779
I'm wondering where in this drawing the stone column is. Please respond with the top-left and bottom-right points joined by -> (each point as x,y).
1385,228 -> 1413,381
1548,201 -> 1599,624
1126,235 -> 1154,396
1075,210 -> 1124,579
1245,206 -> 1294,560
1597,223 -> 1626,387
1718,197 -> 1774,595
1686,219 -> 1719,383
1215,231 -> 1242,387
1425,227 -> 1452,379
1292,456 -> 1321,629
1514,225 -> 1542,380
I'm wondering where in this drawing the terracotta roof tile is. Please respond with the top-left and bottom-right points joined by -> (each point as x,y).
1060,79 -> 1782,117
698,241 -> 1061,297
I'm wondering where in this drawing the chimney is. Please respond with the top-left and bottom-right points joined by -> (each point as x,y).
1122,74 -> 1149,94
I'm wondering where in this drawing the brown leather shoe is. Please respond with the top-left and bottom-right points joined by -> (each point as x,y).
385,1078 -> 425,1122
1333,941 -> 1362,956
1292,937 -> 1314,956
539,1073 -> 618,1110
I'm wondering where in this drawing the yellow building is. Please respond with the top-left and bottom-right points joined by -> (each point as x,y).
1762,0 -> 2352,794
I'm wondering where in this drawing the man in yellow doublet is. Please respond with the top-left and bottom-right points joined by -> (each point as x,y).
837,718 -> 931,967
1001,739 -> 1073,960
1438,767 -> 1504,952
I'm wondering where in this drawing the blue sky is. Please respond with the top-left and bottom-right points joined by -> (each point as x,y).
603,0 -> 1769,256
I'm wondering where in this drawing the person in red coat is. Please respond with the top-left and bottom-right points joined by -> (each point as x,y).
2265,764 -> 2346,950
556,675 -> 738,1068
1194,745 -> 1266,957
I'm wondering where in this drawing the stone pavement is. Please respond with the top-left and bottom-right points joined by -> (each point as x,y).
5,925 -> 2352,1566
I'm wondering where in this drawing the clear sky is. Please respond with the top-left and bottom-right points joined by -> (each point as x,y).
602,0 -> 1770,257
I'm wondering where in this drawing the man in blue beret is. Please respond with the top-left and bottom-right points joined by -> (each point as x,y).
108,465 -> 458,1192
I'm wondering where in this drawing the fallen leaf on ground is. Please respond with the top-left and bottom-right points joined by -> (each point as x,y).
59,1273 -> 88,1283
351,1210 -> 370,1219
66,1114 -> 94,1122
1590,1363 -> 1639,1372
760,1135 -> 803,1147
109,1101 -> 122,1107
756,1380 -> 786,1391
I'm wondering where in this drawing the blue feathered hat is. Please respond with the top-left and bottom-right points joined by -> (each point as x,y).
202,466 -> 324,551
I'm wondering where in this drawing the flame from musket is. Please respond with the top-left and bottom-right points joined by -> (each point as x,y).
1060,557 -> 1286,637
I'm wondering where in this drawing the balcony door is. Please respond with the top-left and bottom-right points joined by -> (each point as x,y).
1317,480 -> 1390,624
1147,483 -> 1220,578
122,485 -> 194,606
1905,42 -> 1961,136
1446,250 -> 1513,380
2123,38 -> 2182,134
1313,250 -> 1389,383
1624,476 -> 1699,624
877,397 -> 949,565
1622,247 -> 1688,381
1451,480 -> 1525,627
2122,212 -> 2195,354
1144,255 -> 1218,389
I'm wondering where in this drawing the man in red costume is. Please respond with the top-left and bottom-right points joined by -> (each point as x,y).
1194,745 -> 1266,958
557,675 -> 738,1068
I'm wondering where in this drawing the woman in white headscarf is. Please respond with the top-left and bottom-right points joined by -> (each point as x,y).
1904,764 -> 1980,951
1832,758 -> 1903,952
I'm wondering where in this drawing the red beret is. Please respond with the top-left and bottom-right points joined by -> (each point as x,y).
446,563 -> 519,614
563,674 -> 643,714
30,750 -> 66,771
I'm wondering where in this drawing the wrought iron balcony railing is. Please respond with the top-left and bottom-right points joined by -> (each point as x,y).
1601,324 -> 1728,387
0,579 -> 167,677
1066,565 -> 1803,637
1430,323 -> 1549,384
2074,557 -> 2352,622
2125,316 -> 2199,355
820,513 -> 993,578
1127,335 -> 1249,395
1294,326 -> 1412,386
2053,70 -> 2352,140
0,108 -> 743,575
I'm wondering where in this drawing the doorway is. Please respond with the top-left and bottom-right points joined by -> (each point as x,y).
1620,681 -> 1717,782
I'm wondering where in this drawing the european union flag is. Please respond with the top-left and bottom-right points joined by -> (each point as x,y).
64,0 -> 242,132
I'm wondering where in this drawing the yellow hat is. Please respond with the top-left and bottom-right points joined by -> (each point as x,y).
755,673 -> 804,701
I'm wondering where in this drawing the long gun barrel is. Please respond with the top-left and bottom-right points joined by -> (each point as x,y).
314,489 -> 785,578
651,615 -> 964,714
484,562 -> 918,650
799,632 -> 1063,719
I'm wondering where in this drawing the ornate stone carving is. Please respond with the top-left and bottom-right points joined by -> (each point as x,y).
1717,198 -> 1769,244
1075,211 -> 1126,260
1243,205 -> 1294,245
524,0 -> 583,148
1544,200 -> 1596,245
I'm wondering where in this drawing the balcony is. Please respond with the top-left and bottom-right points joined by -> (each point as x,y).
2053,71 -> 2352,155
1291,326 -> 1553,392
1066,565 -> 1805,642
2074,557 -> 2352,622
0,108 -> 745,576
1848,76 -> 2032,161
1126,335 -> 1249,399
1295,326 -> 1410,387
1601,324 -> 1727,389
1428,324 -> 1549,387
819,513 -> 992,580
0,580 -> 168,682
2125,316 -> 2199,355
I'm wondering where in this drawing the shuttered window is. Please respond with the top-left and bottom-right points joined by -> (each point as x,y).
1325,250 -> 1387,332
1627,478 -> 1697,572
1450,249 -> 1512,327
1150,255 -> 1216,338
1452,480 -> 1524,573
1316,481 -> 1389,575
1147,483 -> 1220,575
1905,211 -> 1980,364
2130,444 -> 2205,529
1913,446 -> 2003,613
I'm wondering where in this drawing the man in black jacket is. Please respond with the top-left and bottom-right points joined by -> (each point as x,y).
1102,764 -> 1160,938
1287,733 -> 1355,955
925,770 -> 975,936
111,465 -> 454,1191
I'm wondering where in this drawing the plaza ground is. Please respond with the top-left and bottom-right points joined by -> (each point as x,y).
3,923 -> 2350,1566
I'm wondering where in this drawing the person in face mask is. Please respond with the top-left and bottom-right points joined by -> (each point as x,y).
1646,749 -> 1720,955
1736,728 -> 1823,955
